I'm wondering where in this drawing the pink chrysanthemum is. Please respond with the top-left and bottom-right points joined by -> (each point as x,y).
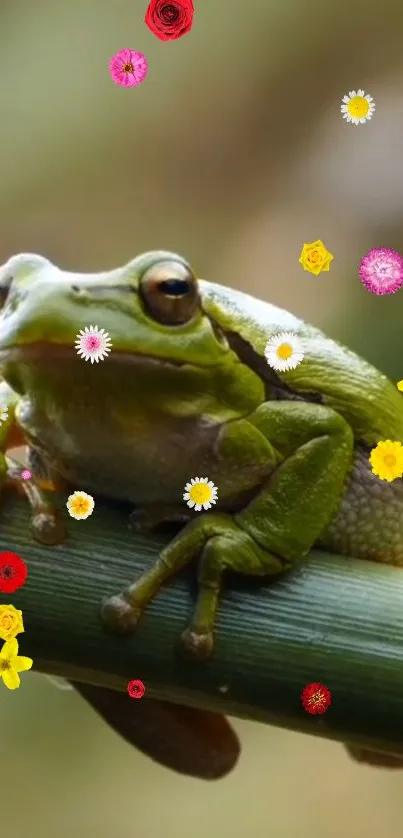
109,49 -> 148,88
359,247 -> 403,296
75,326 -> 112,364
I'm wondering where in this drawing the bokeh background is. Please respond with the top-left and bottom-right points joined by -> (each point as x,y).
2,0 -> 403,836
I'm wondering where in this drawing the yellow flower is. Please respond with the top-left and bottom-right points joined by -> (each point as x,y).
341,90 -> 375,125
299,240 -> 334,276
397,380 -> 403,392
0,604 -> 24,641
183,477 -> 218,512
369,440 -> 403,482
66,490 -> 95,520
0,637 -> 32,689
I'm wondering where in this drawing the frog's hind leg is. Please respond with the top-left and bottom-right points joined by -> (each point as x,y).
102,513 -> 284,659
5,449 -> 66,546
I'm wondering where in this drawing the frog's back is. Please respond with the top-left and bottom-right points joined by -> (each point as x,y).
200,280 -> 403,446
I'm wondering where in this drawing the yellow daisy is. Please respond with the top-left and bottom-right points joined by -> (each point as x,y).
66,490 -> 95,520
369,440 -> 403,482
183,477 -> 218,512
0,637 -> 32,690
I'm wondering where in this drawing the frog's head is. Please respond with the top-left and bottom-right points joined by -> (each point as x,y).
0,251 -> 233,383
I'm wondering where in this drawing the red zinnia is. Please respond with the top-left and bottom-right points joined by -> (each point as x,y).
301,681 -> 331,715
0,552 -> 28,593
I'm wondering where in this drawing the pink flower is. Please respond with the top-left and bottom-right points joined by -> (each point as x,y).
20,469 -> 32,481
359,247 -> 403,296
109,49 -> 148,88
75,326 -> 112,364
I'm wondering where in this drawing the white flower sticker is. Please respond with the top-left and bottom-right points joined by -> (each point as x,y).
264,332 -> 304,372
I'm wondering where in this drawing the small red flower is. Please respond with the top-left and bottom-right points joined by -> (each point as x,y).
301,681 -> 331,715
0,552 -> 28,593
145,0 -> 194,41
127,679 -> 146,699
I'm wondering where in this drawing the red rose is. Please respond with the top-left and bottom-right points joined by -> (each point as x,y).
145,0 -> 194,41
0,551 -> 28,593
127,679 -> 145,699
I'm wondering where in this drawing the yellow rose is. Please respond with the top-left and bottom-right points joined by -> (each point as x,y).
0,604 -> 24,641
299,240 -> 334,276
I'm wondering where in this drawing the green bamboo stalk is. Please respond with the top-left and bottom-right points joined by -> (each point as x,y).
4,488 -> 403,756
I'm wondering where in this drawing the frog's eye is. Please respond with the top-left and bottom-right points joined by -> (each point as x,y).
139,260 -> 200,325
0,254 -> 50,309
0,266 -> 14,310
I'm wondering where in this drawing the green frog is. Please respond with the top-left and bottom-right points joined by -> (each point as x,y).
0,249 -> 401,777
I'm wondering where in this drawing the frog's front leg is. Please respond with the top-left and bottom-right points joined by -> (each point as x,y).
102,402 -> 354,658
0,382 -> 66,545
5,446 -> 66,545
8,452 -> 66,545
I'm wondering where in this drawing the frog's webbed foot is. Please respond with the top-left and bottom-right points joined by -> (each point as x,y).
102,513 -> 283,660
6,453 -> 66,546
31,507 -> 66,546
129,504 -> 192,534
101,593 -> 142,634
104,501 -> 192,635
180,627 -> 214,660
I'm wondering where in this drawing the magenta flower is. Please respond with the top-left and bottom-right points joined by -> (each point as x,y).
359,247 -> 403,296
109,49 -> 148,88
20,469 -> 32,481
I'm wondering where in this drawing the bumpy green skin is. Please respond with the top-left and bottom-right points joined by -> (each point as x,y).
0,250 -> 402,660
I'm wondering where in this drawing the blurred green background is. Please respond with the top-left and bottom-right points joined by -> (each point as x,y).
2,0 -> 403,835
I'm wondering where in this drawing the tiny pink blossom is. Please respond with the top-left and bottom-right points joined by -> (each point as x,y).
83,334 -> 101,352
359,247 -> 403,296
20,469 -> 32,481
109,49 -> 148,88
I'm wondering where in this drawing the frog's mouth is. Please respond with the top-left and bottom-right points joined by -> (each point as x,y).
0,342 -> 189,369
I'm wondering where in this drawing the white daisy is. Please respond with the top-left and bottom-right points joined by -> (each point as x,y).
0,404 -> 9,425
183,477 -> 218,512
341,89 -> 375,125
75,325 -> 112,363
264,332 -> 304,372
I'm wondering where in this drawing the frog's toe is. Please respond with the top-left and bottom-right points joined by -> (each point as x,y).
181,627 -> 214,661
31,512 -> 66,546
101,593 -> 142,634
